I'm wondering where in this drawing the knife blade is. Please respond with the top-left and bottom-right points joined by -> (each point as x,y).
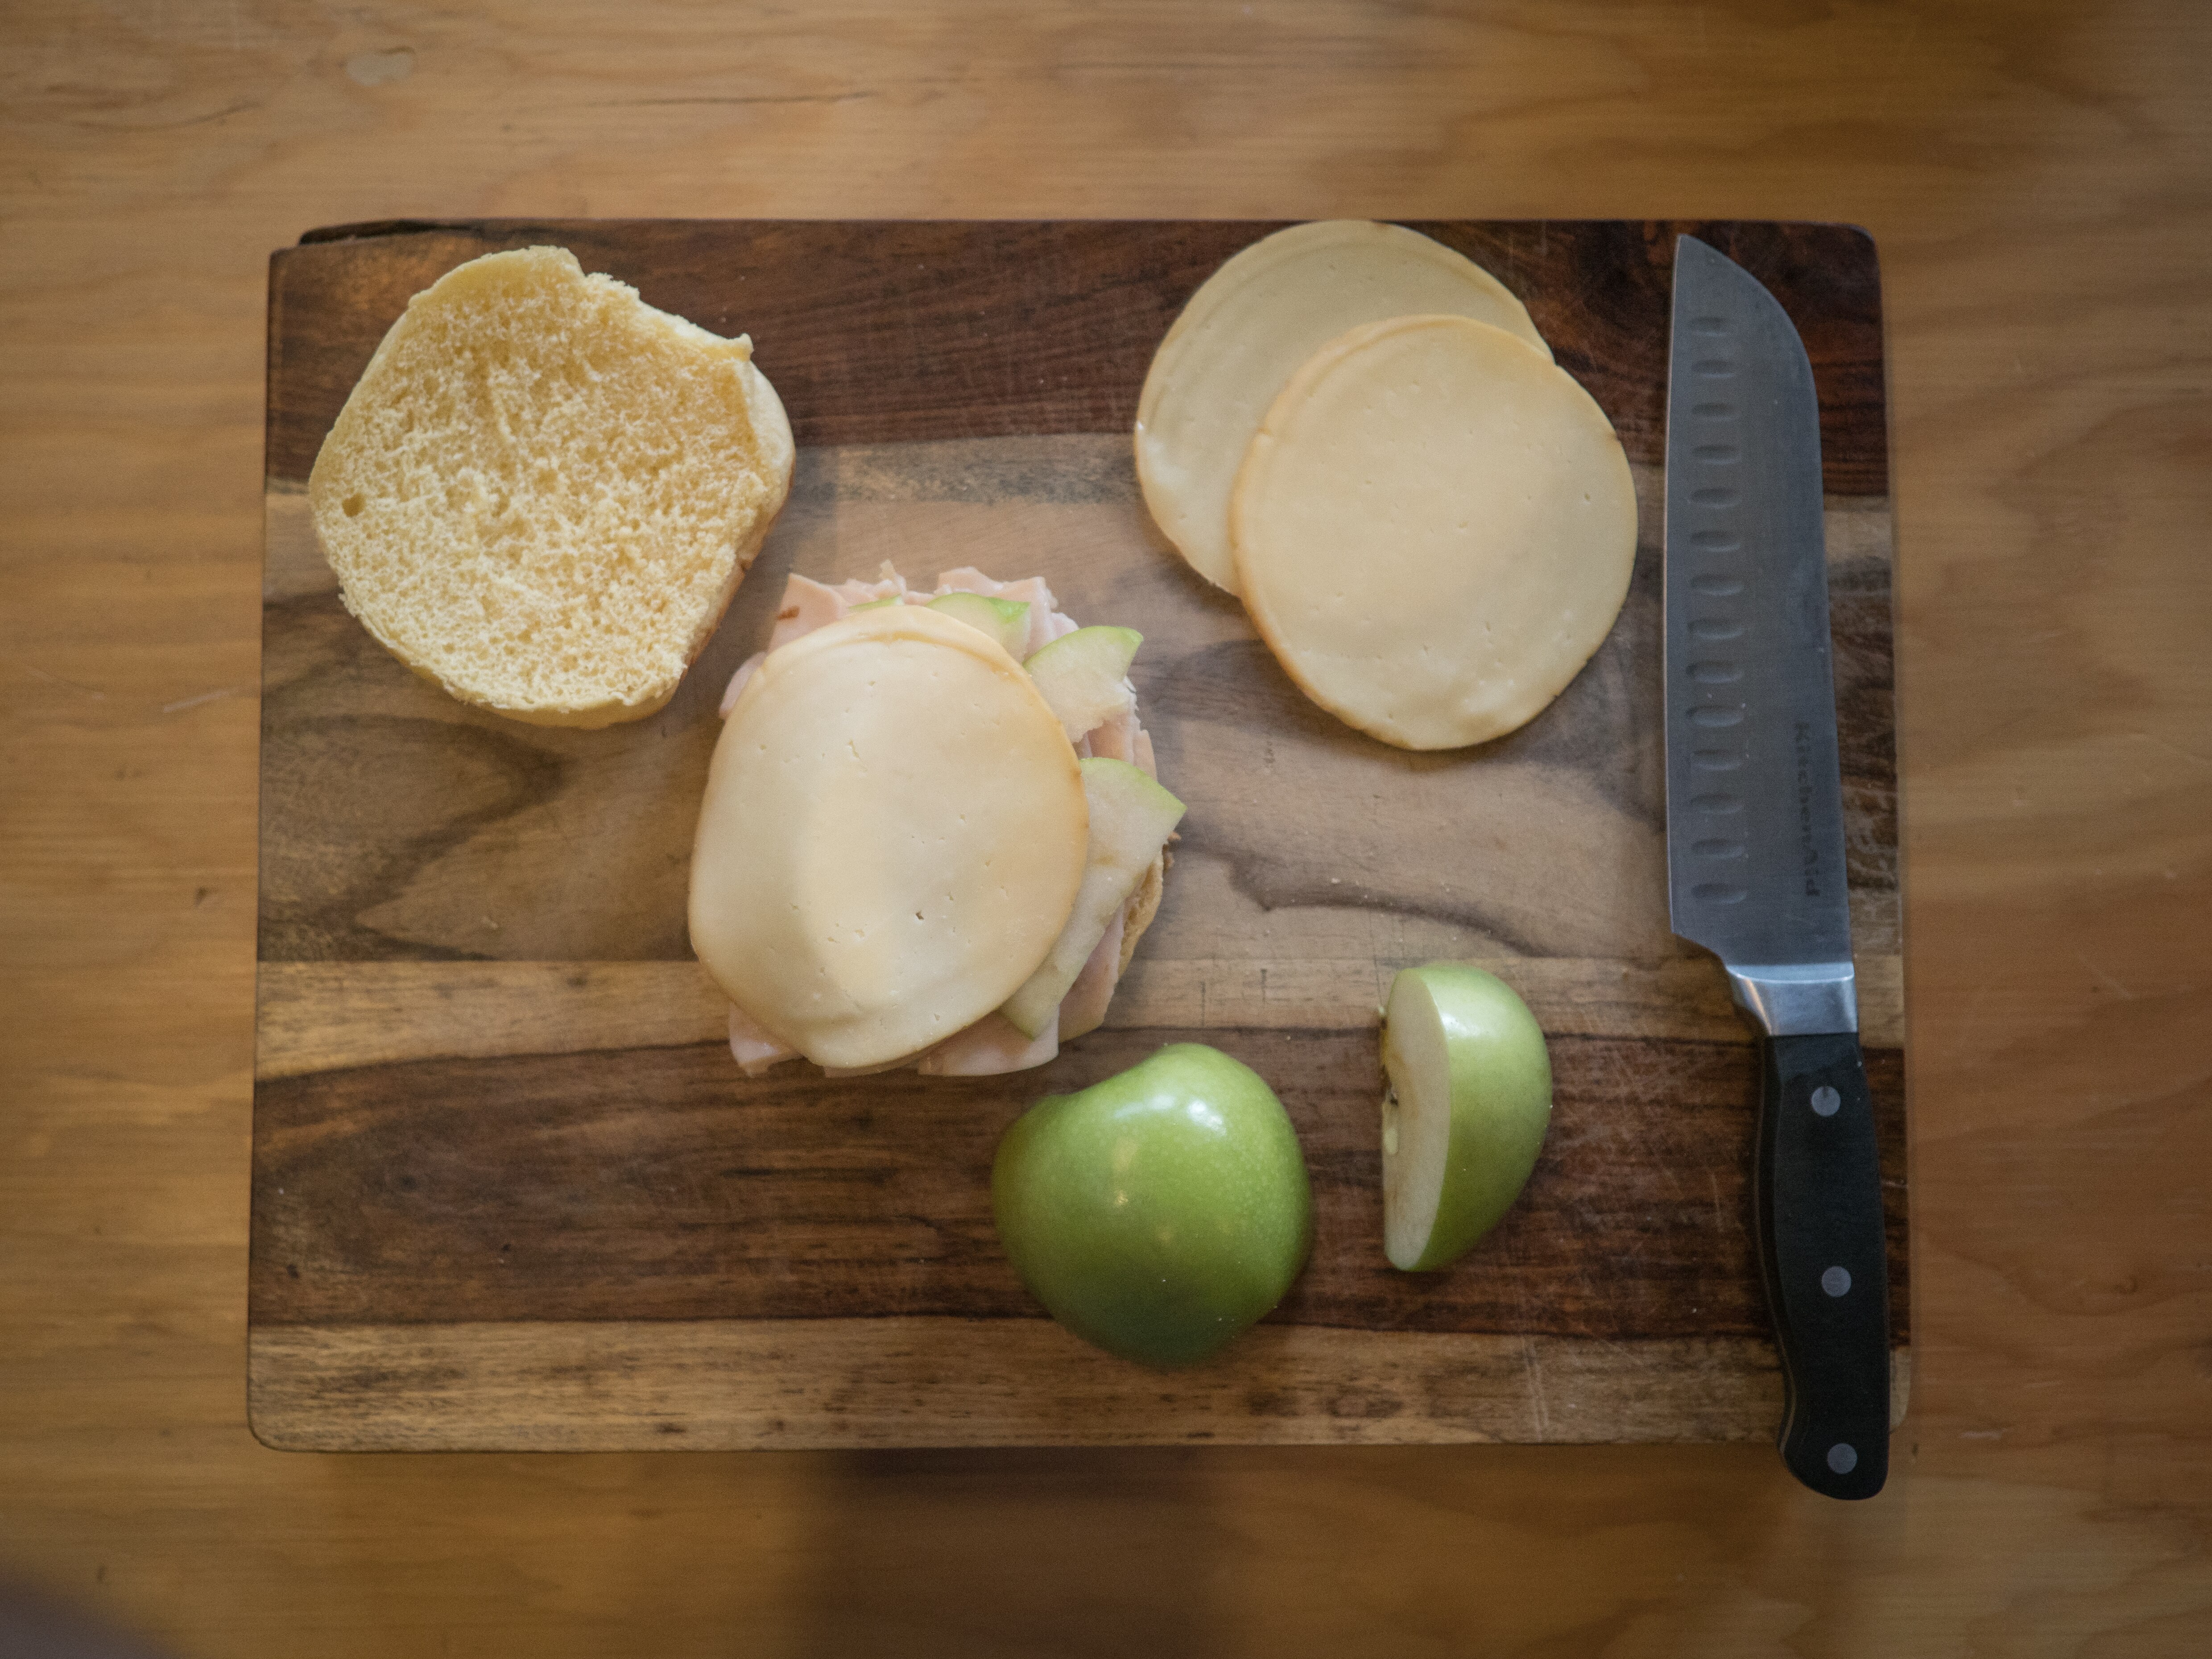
1664,234 -> 1891,1499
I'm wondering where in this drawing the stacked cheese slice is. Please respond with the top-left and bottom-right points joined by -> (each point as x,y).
690,567 -> 1179,1079
1136,220 -> 1637,751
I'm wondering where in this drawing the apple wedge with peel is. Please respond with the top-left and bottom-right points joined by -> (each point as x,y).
1001,758 -> 1184,1038
1025,626 -> 1141,742
927,591 -> 1031,657
1380,962 -> 1553,1271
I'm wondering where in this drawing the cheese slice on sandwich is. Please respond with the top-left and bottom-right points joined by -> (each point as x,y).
692,567 -> 1178,1076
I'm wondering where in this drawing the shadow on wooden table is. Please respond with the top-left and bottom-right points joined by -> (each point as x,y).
780,1448 -> 1223,1655
770,1442 -> 1866,1654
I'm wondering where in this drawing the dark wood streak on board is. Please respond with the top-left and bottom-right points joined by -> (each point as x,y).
266,220 -> 1888,493
252,1028 -> 1906,1343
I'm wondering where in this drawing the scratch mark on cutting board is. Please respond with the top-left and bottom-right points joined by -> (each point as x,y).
1521,1337 -> 1551,1438
161,685 -> 248,715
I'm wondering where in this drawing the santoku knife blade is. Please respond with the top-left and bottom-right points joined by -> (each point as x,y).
1664,235 -> 1891,1499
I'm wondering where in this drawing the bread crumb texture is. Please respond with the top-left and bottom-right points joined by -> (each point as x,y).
308,245 -> 796,727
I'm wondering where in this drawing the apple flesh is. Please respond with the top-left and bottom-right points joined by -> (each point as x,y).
999,758 -> 1183,1038
1380,963 -> 1552,1271
927,591 -> 1031,657
1025,625 -> 1141,742
992,1043 -> 1313,1367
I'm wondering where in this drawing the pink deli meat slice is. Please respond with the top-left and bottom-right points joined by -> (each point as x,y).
935,568 -> 1063,657
916,1010 -> 1060,1076
719,651 -> 766,717
766,574 -> 849,652
728,1002 -> 798,1076
831,571 -> 910,606
1055,909 -> 1126,1042
1088,706 -> 1134,764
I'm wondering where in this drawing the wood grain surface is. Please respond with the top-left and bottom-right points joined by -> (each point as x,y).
5,0 -> 2209,1653
249,219 -> 1903,1448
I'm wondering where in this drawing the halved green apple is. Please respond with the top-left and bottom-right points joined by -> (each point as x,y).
1380,963 -> 1552,1271
927,591 -> 1031,657
1000,757 -> 1183,1037
1025,625 -> 1141,742
993,1043 -> 1313,1368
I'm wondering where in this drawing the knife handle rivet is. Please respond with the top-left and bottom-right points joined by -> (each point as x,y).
1811,1085 -> 1841,1117
1827,1443 -> 1859,1475
1821,1265 -> 1852,1298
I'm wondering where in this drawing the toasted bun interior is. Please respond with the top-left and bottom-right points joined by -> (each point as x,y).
309,245 -> 795,727
690,604 -> 1088,1069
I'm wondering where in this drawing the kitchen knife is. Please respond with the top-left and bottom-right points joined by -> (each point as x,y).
1664,235 -> 1891,1500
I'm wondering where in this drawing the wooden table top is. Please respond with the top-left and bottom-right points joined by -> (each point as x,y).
4,1 -> 2206,1652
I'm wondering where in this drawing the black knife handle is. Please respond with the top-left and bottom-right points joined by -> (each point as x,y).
1754,1031 -> 1892,1499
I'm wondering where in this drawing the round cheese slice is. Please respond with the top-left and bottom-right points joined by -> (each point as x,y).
1136,220 -> 1550,596
1231,314 -> 1636,752
689,604 -> 1087,1069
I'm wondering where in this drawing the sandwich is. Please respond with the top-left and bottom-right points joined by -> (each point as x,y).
689,566 -> 1181,1077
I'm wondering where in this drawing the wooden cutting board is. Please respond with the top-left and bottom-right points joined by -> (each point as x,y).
250,219 -> 1906,1451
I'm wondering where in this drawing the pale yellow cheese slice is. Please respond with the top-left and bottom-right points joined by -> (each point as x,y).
1135,220 -> 1550,595
1231,314 -> 1636,752
688,604 -> 1087,1069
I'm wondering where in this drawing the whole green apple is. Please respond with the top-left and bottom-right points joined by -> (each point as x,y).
1381,962 -> 1553,1270
992,1043 -> 1313,1367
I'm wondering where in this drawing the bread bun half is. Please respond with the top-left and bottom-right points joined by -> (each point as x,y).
309,245 -> 796,727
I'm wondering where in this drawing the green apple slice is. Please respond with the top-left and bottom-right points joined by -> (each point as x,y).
1000,757 -> 1184,1037
1024,626 -> 1141,742
926,592 -> 1031,657
1379,963 -> 1553,1271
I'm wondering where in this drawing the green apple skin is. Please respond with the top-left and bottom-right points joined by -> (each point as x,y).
926,591 -> 1030,657
992,1043 -> 1313,1368
1382,963 -> 1552,1272
999,758 -> 1186,1038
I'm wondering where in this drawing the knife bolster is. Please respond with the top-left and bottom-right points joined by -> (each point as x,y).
1728,961 -> 1857,1038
